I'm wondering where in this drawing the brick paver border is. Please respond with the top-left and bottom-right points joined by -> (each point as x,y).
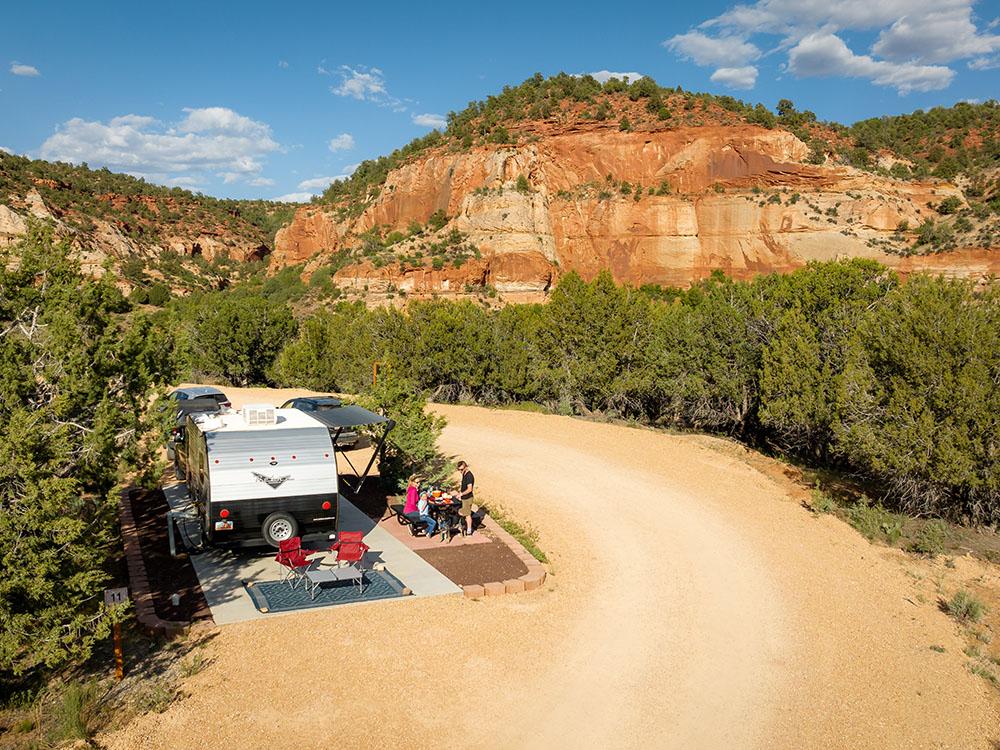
119,488 -> 199,636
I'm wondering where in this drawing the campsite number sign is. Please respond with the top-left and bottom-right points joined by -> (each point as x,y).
104,587 -> 129,607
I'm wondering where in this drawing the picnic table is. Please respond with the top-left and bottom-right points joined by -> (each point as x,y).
427,491 -> 464,539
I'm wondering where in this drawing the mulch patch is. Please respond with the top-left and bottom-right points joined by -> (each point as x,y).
416,530 -> 529,586
128,488 -> 212,623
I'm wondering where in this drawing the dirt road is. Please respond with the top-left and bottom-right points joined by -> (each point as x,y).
105,394 -> 998,749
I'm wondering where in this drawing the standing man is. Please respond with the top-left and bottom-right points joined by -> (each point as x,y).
457,460 -> 475,536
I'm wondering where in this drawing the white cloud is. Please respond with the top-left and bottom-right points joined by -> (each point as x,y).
278,60 -> 289,69
10,61 -> 40,77
330,65 -> 405,110
298,176 -> 339,191
332,65 -> 387,100
298,164 -> 359,191
162,175 -> 202,187
588,70 -> 648,84
710,66 -> 759,89
665,32 -> 761,67
667,0 -> 997,93
275,192 -> 315,203
0,146 -> 11,154
969,55 -> 1000,70
39,107 -> 279,181
788,32 -> 954,93
249,176 -> 275,186
328,132 -> 355,151
412,112 -> 447,128
871,6 -> 1000,63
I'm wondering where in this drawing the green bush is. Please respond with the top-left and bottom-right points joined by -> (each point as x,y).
910,520 -> 948,556
946,590 -> 986,623
846,500 -> 904,543
356,374 -> 449,489
936,196 -> 962,215
53,681 -> 100,741
515,174 -> 531,194
809,488 -> 837,514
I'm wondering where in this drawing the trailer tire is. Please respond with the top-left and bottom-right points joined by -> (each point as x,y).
262,512 -> 298,547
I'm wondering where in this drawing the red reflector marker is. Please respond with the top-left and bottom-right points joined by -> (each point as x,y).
214,459 -> 219,464
291,455 -> 296,460
322,501 -> 331,510
220,509 -> 229,519
324,453 -> 329,458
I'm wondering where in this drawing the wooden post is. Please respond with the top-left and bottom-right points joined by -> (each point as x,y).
113,621 -> 124,680
104,587 -> 128,681
372,361 -> 380,386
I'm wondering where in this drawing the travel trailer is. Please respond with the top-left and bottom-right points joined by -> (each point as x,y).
176,403 -> 390,547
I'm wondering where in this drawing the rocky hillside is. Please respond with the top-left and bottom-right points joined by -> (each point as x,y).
274,74 -> 1000,299
0,153 -> 296,295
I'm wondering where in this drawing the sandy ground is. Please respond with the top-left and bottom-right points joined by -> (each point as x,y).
104,389 -> 999,749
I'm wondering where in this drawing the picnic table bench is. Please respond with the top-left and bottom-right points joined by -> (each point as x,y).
387,502 -> 431,536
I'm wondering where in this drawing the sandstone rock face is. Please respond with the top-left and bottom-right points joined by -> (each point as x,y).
1,189 -> 272,285
0,204 -> 28,245
274,123 -> 998,293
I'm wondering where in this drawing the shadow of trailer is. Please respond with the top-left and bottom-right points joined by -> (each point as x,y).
168,404 -> 395,556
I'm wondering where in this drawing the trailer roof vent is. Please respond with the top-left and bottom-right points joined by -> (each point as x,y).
243,404 -> 276,426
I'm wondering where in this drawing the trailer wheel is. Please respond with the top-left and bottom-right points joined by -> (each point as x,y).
262,512 -> 298,547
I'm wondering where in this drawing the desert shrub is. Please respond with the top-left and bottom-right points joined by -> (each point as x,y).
937,196 -> 962,215
427,210 -> 448,231
146,283 -> 170,307
910,520 -> 948,556
946,590 -> 986,623
809,487 -> 837,514
515,174 -> 531,194
846,499 -> 904,543
53,681 -> 100,741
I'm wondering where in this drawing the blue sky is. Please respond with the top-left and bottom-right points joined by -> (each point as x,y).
2,0 -> 998,201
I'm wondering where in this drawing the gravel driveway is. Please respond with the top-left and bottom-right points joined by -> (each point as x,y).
104,391 -> 998,749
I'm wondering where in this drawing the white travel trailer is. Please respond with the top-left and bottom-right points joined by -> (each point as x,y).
178,404 -> 391,547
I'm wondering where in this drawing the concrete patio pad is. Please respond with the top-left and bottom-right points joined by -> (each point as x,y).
164,483 -> 461,624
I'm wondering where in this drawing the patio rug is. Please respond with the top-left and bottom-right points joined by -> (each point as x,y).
244,569 -> 409,613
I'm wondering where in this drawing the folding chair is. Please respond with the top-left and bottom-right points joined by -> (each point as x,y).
275,536 -> 318,589
328,531 -> 370,592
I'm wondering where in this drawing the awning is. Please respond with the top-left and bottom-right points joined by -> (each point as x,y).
309,404 -> 390,429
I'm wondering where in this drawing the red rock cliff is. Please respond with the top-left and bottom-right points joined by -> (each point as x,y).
273,122 -> 998,297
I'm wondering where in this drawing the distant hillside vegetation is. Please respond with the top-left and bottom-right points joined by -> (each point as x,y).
0,152 -> 296,246
320,72 -> 1000,208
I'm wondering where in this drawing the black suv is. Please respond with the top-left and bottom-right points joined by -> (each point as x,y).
280,396 -> 360,448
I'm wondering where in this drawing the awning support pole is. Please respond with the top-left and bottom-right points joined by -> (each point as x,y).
350,419 -> 395,496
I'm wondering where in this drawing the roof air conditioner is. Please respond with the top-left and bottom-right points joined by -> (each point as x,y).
243,404 -> 276,426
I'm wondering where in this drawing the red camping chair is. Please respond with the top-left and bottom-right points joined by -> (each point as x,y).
329,531 -> 370,591
275,536 -> 318,589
